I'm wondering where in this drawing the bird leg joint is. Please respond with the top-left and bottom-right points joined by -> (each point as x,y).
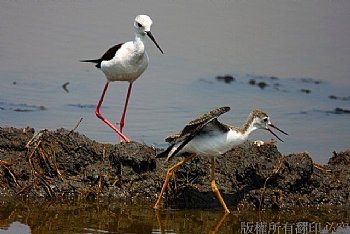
211,180 -> 219,193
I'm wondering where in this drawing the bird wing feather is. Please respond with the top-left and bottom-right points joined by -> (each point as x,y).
165,106 -> 230,144
80,43 -> 124,69
100,43 -> 123,62
158,106 -> 231,161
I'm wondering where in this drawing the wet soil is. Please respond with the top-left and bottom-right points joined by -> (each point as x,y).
0,127 -> 349,210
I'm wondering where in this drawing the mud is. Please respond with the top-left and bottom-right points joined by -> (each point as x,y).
0,127 -> 349,210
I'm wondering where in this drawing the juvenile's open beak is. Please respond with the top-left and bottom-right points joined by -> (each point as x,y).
267,124 -> 288,142
146,31 -> 164,54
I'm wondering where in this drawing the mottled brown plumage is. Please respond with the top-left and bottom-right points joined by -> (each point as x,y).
165,106 -> 231,144
154,107 -> 288,213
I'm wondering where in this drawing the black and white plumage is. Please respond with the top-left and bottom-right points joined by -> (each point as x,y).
81,15 -> 163,82
80,15 -> 163,143
157,106 -> 288,161
154,107 -> 287,213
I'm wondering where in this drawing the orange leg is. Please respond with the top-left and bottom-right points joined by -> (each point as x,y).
210,157 -> 230,213
154,154 -> 197,209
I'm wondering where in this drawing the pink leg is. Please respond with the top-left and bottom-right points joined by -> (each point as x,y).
118,83 -> 133,143
95,82 -> 130,143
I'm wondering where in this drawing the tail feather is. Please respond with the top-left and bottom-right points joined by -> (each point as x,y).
157,130 -> 198,162
80,59 -> 101,68
156,143 -> 183,162
156,145 -> 174,159
80,59 -> 99,63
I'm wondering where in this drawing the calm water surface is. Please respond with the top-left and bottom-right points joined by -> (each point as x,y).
1,200 -> 350,234
1,0 -> 349,164
0,1 -> 350,232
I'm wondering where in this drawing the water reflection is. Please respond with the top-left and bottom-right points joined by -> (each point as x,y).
0,221 -> 31,234
208,212 -> 231,234
153,209 -> 238,234
1,200 -> 350,233
155,209 -> 232,234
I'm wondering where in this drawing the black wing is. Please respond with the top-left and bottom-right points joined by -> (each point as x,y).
157,106 -> 231,161
80,43 -> 123,68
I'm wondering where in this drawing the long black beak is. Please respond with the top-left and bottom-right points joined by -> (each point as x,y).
146,31 -> 164,54
267,124 -> 288,142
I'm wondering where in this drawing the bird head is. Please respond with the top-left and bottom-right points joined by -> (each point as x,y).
252,110 -> 288,142
134,15 -> 163,54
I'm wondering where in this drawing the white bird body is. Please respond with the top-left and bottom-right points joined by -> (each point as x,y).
158,107 -> 288,161
100,38 -> 149,82
174,125 -> 249,156
80,14 -> 163,143
154,107 -> 288,213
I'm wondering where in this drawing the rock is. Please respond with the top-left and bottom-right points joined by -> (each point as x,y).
257,82 -> 268,89
300,89 -> 311,94
248,79 -> 269,89
333,108 -> 350,114
215,75 -> 235,84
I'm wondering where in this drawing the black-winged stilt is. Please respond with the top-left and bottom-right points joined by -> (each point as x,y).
81,15 -> 163,143
154,107 -> 287,213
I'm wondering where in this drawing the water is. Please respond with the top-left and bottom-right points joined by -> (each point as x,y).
1,0 -> 349,164
1,200 -> 350,234
0,1 -> 350,231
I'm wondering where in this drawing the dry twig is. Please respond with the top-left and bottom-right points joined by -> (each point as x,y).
68,117 -> 83,136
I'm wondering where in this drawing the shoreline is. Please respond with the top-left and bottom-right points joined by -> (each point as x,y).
1,126 -> 349,210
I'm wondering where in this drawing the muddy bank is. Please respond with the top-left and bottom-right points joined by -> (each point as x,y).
0,127 -> 349,210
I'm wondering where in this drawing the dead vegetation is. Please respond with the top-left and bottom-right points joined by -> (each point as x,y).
1,126 -> 350,210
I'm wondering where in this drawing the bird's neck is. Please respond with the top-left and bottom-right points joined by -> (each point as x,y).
134,32 -> 146,43
237,114 -> 258,139
133,33 -> 146,54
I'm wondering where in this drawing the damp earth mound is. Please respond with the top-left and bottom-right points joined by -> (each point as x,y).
0,127 -> 349,210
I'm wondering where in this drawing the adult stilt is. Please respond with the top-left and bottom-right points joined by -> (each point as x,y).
95,82 -> 130,142
118,83 -> 133,143
81,15 -> 163,144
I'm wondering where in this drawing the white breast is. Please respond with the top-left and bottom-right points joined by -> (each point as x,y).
100,41 -> 149,82
180,129 -> 247,156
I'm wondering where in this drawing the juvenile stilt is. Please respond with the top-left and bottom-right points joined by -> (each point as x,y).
155,106 -> 287,212
154,154 -> 197,209
210,157 -> 230,214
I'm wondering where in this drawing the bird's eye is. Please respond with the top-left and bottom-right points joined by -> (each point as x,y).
137,22 -> 143,27
263,117 -> 268,122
